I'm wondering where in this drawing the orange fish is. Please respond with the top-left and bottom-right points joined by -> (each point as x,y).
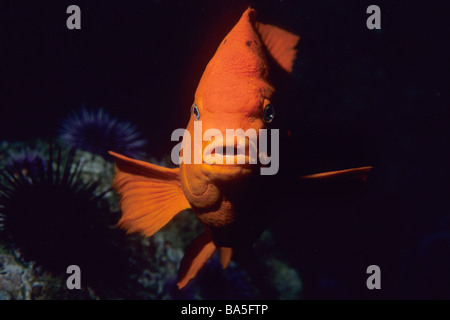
109,8 -> 371,290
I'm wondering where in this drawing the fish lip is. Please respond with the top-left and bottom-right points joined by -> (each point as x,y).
203,154 -> 251,166
202,137 -> 258,166
200,162 -> 254,182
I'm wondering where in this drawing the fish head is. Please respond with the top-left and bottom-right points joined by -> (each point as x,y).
179,8 -> 298,210
186,8 -> 276,176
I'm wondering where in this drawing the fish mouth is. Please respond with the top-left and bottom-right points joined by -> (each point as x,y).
202,136 -> 258,167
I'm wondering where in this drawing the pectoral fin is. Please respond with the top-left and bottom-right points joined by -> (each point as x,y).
109,151 -> 190,237
301,166 -> 373,181
177,232 -> 217,289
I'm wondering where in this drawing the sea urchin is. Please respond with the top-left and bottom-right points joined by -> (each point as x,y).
59,108 -> 148,159
0,145 -> 131,294
4,147 -> 47,181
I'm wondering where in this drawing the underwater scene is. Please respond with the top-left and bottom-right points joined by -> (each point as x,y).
1,0 -> 448,300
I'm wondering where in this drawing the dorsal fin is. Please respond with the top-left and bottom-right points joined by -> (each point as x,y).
109,151 -> 190,237
256,22 -> 300,73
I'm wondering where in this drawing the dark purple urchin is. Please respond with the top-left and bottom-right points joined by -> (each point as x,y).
0,145 -> 135,296
59,108 -> 148,159
4,148 -> 47,180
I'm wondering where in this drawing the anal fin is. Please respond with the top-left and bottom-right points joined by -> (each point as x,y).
220,247 -> 233,269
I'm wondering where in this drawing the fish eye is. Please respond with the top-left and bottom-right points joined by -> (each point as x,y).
191,103 -> 200,120
262,104 -> 275,123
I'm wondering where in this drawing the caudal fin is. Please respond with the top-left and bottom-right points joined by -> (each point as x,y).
177,233 -> 217,289
109,151 -> 190,237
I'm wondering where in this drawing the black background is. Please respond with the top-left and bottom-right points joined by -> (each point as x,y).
1,0 -> 449,299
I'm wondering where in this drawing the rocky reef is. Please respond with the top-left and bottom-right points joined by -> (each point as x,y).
0,139 -> 302,300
